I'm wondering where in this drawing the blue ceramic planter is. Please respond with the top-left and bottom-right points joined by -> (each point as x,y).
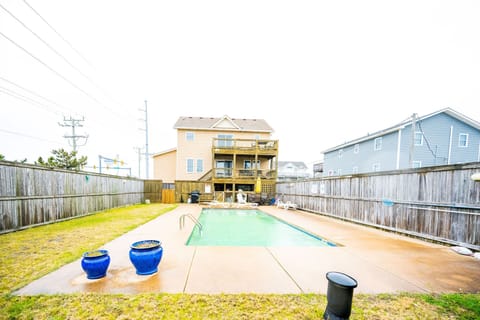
129,240 -> 163,275
81,249 -> 110,279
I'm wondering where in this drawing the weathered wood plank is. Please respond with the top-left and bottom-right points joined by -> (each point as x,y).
0,161 -> 144,233
277,162 -> 480,250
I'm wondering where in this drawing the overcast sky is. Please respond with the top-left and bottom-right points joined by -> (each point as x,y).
1,0 -> 479,178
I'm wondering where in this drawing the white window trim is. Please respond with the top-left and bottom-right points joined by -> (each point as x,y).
186,132 -> 194,141
244,160 -> 260,169
218,134 -> 234,147
196,159 -> 203,173
374,137 -> 382,151
338,149 -> 343,158
459,133 -> 469,147
186,159 -> 194,173
412,160 -> 422,168
414,132 -> 424,146
353,144 -> 360,154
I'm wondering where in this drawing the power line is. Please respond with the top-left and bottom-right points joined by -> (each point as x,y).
22,0 -> 93,67
19,0 -> 137,118
0,31 -> 104,106
0,128 -> 62,144
0,85 -> 64,115
0,31 -> 131,121
0,3 -> 93,83
11,1 -> 131,114
1,76 -> 134,133
0,8 -> 136,123
0,76 -> 77,115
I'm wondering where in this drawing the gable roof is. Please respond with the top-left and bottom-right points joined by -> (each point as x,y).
174,115 -> 273,133
278,161 -> 308,170
322,107 -> 480,153
152,148 -> 176,158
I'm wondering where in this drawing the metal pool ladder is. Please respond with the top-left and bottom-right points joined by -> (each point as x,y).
179,213 -> 203,235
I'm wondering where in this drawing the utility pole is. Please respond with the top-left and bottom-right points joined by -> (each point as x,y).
138,100 -> 151,179
409,113 -> 417,168
133,146 -> 143,178
59,116 -> 88,152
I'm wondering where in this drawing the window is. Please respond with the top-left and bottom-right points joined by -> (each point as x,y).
244,160 -> 260,169
196,159 -> 203,173
374,137 -> 382,151
412,161 -> 422,168
459,133 -> 469,147
215,160 -> 233,177
186,132 -> 195,141
338,149 -> 343,158
372,163 -> 381,172
186,159 -> 194,173
353,144 -> 360,154
218,134 -> 233,147
414,132 -> 423,146
352,166 -> 358,174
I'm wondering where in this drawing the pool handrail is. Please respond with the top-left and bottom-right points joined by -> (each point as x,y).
179,213 -> 203,236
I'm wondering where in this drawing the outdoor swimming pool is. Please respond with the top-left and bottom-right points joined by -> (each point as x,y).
186,208 -> 337,247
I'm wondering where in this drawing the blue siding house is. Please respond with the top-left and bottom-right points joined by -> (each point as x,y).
322,108 -> 480,176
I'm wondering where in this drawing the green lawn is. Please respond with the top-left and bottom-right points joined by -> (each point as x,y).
0,203 -> 478,319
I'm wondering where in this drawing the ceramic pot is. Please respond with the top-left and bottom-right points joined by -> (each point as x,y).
129,240 -> 163,275
81,249 -> 110,279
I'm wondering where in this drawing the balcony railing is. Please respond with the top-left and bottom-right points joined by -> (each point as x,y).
213,168 -> 277,180
213,138 -> 278,152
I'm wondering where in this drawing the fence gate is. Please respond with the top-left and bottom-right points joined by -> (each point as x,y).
162,189 -> 175,204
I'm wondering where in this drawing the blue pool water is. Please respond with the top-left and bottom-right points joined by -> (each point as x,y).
186,209 -> 336,247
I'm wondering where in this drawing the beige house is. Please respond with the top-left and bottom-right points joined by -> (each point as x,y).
152,148 -> 176,183
153,115 -> 278,202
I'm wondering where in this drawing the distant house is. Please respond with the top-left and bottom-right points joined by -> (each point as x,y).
322,108 -> 480,176
153,115 -> 279,200
277,161 -> 310,181
312,162 -> 323,178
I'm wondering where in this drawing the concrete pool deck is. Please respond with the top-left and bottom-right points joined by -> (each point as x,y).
15,204 -> 480,295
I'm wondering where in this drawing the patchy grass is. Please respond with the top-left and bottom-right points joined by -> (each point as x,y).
420,293 -> 480,320
0,203 -> 478,319
1,293 -> 479,319
0,203 -> 177,294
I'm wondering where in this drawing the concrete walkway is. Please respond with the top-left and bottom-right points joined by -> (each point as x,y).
15,204 -> 480,295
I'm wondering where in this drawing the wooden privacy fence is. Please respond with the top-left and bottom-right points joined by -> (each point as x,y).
0,161 -> 145,233
144,180 -> 163,203
277,162 -> 480,251
175,181 -> 214,203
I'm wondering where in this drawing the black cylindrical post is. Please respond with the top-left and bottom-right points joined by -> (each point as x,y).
323,271 -> 358,320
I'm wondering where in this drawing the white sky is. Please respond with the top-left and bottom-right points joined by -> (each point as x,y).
1,0 -> 480,178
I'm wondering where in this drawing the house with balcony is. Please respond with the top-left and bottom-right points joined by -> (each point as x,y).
277,161 -> 310,181
322,108 -> 480,176
153,115 -> 278,202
